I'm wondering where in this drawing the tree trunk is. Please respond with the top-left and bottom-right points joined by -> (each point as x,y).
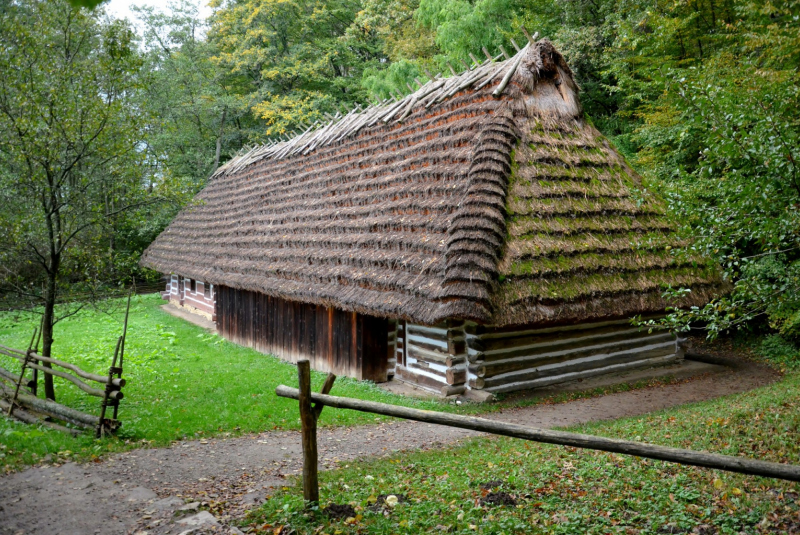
41,261 -> 58,401
212,107 -> 227,176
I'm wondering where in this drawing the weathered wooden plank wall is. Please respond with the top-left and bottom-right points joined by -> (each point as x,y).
216,286 -> 388,381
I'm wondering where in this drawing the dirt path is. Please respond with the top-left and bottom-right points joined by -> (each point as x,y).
0,357 -> 779,535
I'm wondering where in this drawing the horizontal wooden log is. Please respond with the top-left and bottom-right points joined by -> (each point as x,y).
394,365 -> 447,391
406,334 -> 448,354
467,325 -> 654,355
441,384 -> 467,397
471,330 -> 673,365
448,337 -> 466,356
469,375 -> 485,389
464,319 -> 630,337
0,365 -> 20,385
482,343 -> 677,389
275,385 -> 800,482
408,360 -> 447,378
0,399 -> 82,436
0,383 -> 97,427
0,398 -> 39,425
408,344 -> 450,365
20,363 -> 125,399
484,354 -> 678,393
446,355 -> 466,367
0,345 -> 124,386
406,324 -> 449,342
476,334 -> 676,379
446,367 -> 467,385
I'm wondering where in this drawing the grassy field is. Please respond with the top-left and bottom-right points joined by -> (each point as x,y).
0,294 -> 483,472
248,373 -> 800,534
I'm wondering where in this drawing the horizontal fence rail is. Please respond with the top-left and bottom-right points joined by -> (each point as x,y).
0,346 -> 124,398
276,382 -> 800,484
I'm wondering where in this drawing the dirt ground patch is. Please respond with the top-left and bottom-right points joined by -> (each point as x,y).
0,353 -> 779,535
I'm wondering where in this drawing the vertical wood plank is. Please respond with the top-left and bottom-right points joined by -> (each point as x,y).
353,312 -> 360,380
217,288 -> 390,381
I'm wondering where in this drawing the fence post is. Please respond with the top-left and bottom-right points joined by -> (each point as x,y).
297,359 -> 319,504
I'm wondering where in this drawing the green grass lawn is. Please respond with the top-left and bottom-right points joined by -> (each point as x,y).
0,294 -> 481,472
248,373 -> 800,534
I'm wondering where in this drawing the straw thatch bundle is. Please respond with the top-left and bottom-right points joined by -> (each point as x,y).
141,40 -> 720,327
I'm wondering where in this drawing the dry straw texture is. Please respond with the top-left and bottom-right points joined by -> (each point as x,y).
141,40 -> 721,327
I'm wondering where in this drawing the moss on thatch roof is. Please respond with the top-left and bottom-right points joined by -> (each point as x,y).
141,40 -> 721,327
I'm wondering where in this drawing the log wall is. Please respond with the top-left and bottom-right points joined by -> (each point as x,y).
215,286 -> 388,382
394,320 -> 468,396
465,320 -> 680,394
387,319 -> 398,380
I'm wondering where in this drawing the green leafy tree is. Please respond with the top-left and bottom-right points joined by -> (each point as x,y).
136,0 -> 252,186
0,0 -> 150,399
629,1 -> 800,338
209,0 -> 383,136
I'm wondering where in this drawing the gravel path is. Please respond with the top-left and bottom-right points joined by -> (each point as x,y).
0,356 -> 779,535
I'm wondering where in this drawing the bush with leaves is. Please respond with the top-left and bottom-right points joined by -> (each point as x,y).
625,2 -> 800,337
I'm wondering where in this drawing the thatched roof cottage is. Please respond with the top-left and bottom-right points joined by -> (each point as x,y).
141,39 -> 720,397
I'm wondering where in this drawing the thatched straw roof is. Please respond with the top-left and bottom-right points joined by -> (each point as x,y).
141,39 -> 721,327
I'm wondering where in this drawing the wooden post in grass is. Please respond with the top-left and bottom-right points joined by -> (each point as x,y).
298,360 -> 319,503
97,292 -> 131,438
112,292 -> 131,421
297,361 -> 337,505
29,317 -> 43,397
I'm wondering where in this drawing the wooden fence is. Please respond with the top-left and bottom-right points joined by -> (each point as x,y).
0,296 -> 131,437
277,359 -> 800,504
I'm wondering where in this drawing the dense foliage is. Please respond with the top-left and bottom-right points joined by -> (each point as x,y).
1,0 -> 798,351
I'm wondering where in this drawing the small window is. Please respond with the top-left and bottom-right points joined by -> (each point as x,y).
190,279 -> 196,293
204,283 -> 212,299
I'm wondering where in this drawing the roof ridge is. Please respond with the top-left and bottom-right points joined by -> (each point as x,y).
215,40 -> 537,178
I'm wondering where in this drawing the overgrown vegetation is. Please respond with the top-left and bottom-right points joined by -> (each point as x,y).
248,373 -> 800,534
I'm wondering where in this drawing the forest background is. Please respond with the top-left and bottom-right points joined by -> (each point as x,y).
0,0 -> 798,366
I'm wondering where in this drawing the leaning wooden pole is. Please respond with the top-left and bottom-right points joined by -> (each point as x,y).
113,292 -> 132,421
297,360 -> 319,503
275,386 -> 800,483
30,316 -> 43,397
96,337 -> 122,438
8,328 -> 37,417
